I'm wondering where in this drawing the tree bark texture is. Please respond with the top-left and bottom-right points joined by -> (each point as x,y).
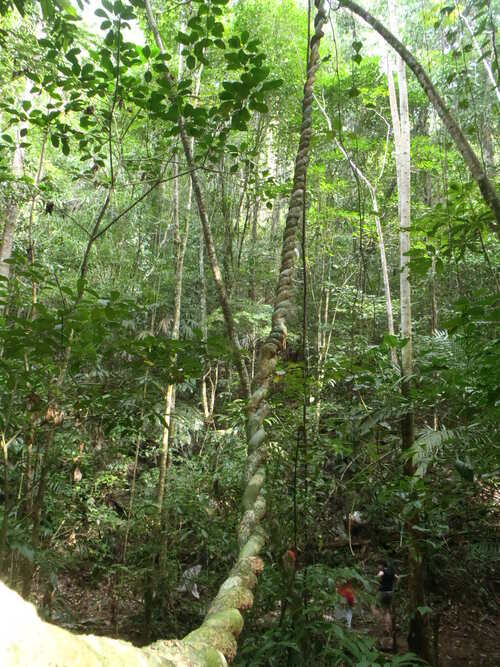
0,121 -> 25,281
340,0 -> 500,237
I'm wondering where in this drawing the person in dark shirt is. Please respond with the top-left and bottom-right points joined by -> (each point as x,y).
376,560 -> 398,635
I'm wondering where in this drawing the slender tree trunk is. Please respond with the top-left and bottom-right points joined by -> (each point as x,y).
315,258 -> 328,434
482,120 -> 495,177
249,198 -> 259,301
0,202 -> 19,282
340,0 -> 500,236
462,13 -> 500,104
0,87 -> 28,282
27,131 -> 47,317
220,159 -> 234,299
314,95 -> 397,365
337,144 -> 396,365
387,2 -> 430,660
199,195 -> 219,426
22,425 -> 55,598
0,435 -> 10,566
200,219 -> 210,422
22,360 -> 68,597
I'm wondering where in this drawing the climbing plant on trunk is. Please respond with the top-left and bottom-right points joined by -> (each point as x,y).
0,1 -> 328,665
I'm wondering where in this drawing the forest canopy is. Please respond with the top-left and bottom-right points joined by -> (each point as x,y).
0,0 -> 498,665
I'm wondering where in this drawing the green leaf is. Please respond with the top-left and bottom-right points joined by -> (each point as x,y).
142,45 -> 151,59
39,0 -> 52,19
211,22 -> 224,38
194,41 -> 210,66
250,66 -> 269,83
81,63 -> 93,78
246,38 -> 260,52
249,98 -> 268,113
164,104 -> 180,121
177,31 -> 192,46
260,78 -> 283,92
231,107 -> 250,130
382,333 -> 399,348
104,29 -> 114,47
144,70 -> 152,82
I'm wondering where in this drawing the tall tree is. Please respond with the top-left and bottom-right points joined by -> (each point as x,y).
386,0 -> 430,659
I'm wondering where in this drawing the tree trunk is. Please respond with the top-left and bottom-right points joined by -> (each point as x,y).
249,198 -> 259,301
22,425 -> 55,598
387,2 -> 430,661
0,435 -> 11,566
340,0 -> 500,236
313,95 -> 397,366
462,13 -> 500,104
26,131 -> 47,315
337,141 -> 396,366
0,98 -> 27,282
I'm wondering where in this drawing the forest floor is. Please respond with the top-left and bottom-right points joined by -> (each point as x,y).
357,601 -> 500,666
433,605 -> 500,667
34,571 -> 500,666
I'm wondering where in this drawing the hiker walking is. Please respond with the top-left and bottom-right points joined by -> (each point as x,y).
376,560 -> 398,635
336,580 -> 355,629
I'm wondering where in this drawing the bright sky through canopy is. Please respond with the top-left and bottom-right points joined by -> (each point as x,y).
74,0 -> 145,44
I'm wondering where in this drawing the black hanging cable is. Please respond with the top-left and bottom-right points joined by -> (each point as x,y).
290,0 -> 311,596
293,427 -> 300,554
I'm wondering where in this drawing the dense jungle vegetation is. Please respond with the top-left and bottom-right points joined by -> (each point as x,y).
0,0 -> 499,665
